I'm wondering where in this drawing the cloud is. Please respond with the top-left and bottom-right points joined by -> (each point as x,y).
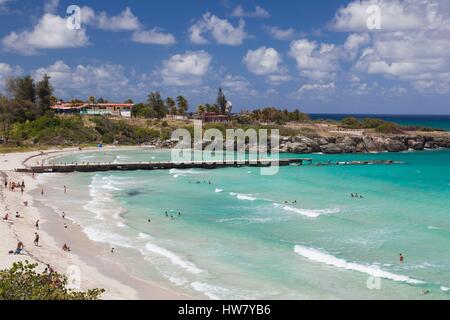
2,13 -> 89,55
243,47 -> 290,84
44,0 -> 59,14
96,7 -> 140,31
32,60 -> 133,99
299,82 -> 336,92
243,47 -> 283,75
330,0 -> 426,32
160,51 -> 212,86
264,25 -> 296,40
132,28 -> 176,45
231,5 -> 269,18
189,12 -> 247,45
289,39 -> 339,81
221,74 -> 257,95
0,62 -> 22,91
343,33 -> 370,59
345,0 -> 450,93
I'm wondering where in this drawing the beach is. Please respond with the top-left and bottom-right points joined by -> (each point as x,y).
0,147 -> 190,300
2,146 -> 450,300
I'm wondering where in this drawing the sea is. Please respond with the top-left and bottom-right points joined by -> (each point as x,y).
36,115 -> 450,300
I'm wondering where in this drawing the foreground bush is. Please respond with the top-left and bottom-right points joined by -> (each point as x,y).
0,261 -> 104,300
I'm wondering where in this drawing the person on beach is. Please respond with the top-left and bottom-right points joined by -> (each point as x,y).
3,213 -> 9,221
62,212 -> 66,219
111,247 -> 115,254
165,211 -> 168,217
35,220 -> 40,230
63,223 -> 68,229
15,211 -> 20,218
64,185 -> 67,194
20,186 -> 24,195
14,241 -> 24,255
41,188 -> 44,196
400,253 -> 404,263
34,232 -> 40,246
62,243 -> 71,252
4,180 -> 7,188
178,212 -> 181,217
148,219 -> 151,223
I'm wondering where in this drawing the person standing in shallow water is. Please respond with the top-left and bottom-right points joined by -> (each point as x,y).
399,253 -> 404,263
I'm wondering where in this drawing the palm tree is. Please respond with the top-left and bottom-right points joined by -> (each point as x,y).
88,96 -> 96,105
197,105 -> 205,116
166,97 -> 176,117
176,96 -> 188,116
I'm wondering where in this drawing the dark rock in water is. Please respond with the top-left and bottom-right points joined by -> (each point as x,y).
320,143 -> 344,154
385,139 -> 409,152
126,190 -> 141,197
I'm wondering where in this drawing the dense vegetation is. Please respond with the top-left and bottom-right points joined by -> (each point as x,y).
0,74 -> 442,151
0,262 -> 103,300
341,116 -> 406,133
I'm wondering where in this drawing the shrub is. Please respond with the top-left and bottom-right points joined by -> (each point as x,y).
375,122 -> 403,134
0,261 -> 104,300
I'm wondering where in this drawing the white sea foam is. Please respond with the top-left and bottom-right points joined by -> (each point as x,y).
217,217 -> 273,224
83,226 -> 135,249
215,188 -> 224,193
138,232 -> 150,239
274,203 -> 340,218
441,286 -> 449,292
144,242 -> 203,274
230,192 -> 257,201
294,245 -> 424,285
83,175 -> 126,221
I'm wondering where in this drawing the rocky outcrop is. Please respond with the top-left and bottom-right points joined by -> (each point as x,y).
278,134 -> 450,154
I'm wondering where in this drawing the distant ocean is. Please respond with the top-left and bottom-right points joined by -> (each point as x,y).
39,149 -> 450,299
309,114 -> 450,131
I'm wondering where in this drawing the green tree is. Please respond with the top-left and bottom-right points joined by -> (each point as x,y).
88,96 -> 96,104
341,116 -> 361,129
0,96 -> 14,144
36,74 -> 54,115
196,105 -> 205,116
6,76 -> 36,103
147,92 -> 167,119
176,95 -> 188,116
166,97 -> 176,116
0,261 -> 104,300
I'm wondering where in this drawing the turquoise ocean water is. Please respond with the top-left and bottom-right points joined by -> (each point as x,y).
39,148 -> 450,299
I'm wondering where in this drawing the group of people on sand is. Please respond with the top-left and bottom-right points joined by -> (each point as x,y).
351,193 -> 364,199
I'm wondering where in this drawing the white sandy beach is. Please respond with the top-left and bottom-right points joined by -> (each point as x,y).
0,146 -> 190,300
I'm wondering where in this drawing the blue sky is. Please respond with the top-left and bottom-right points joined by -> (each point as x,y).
0,0 -> 450,114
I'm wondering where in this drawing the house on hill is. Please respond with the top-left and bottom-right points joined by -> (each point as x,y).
51,102 -> 133,118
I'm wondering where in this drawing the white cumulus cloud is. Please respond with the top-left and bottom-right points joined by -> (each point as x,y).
132,28 -> 176,45
231,5 -> 270,18
189,12 -> 247,46
2,13 -> 89,55
160,51 -> 212,86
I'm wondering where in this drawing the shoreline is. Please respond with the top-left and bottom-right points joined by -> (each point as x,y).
0,147 -> 192,300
